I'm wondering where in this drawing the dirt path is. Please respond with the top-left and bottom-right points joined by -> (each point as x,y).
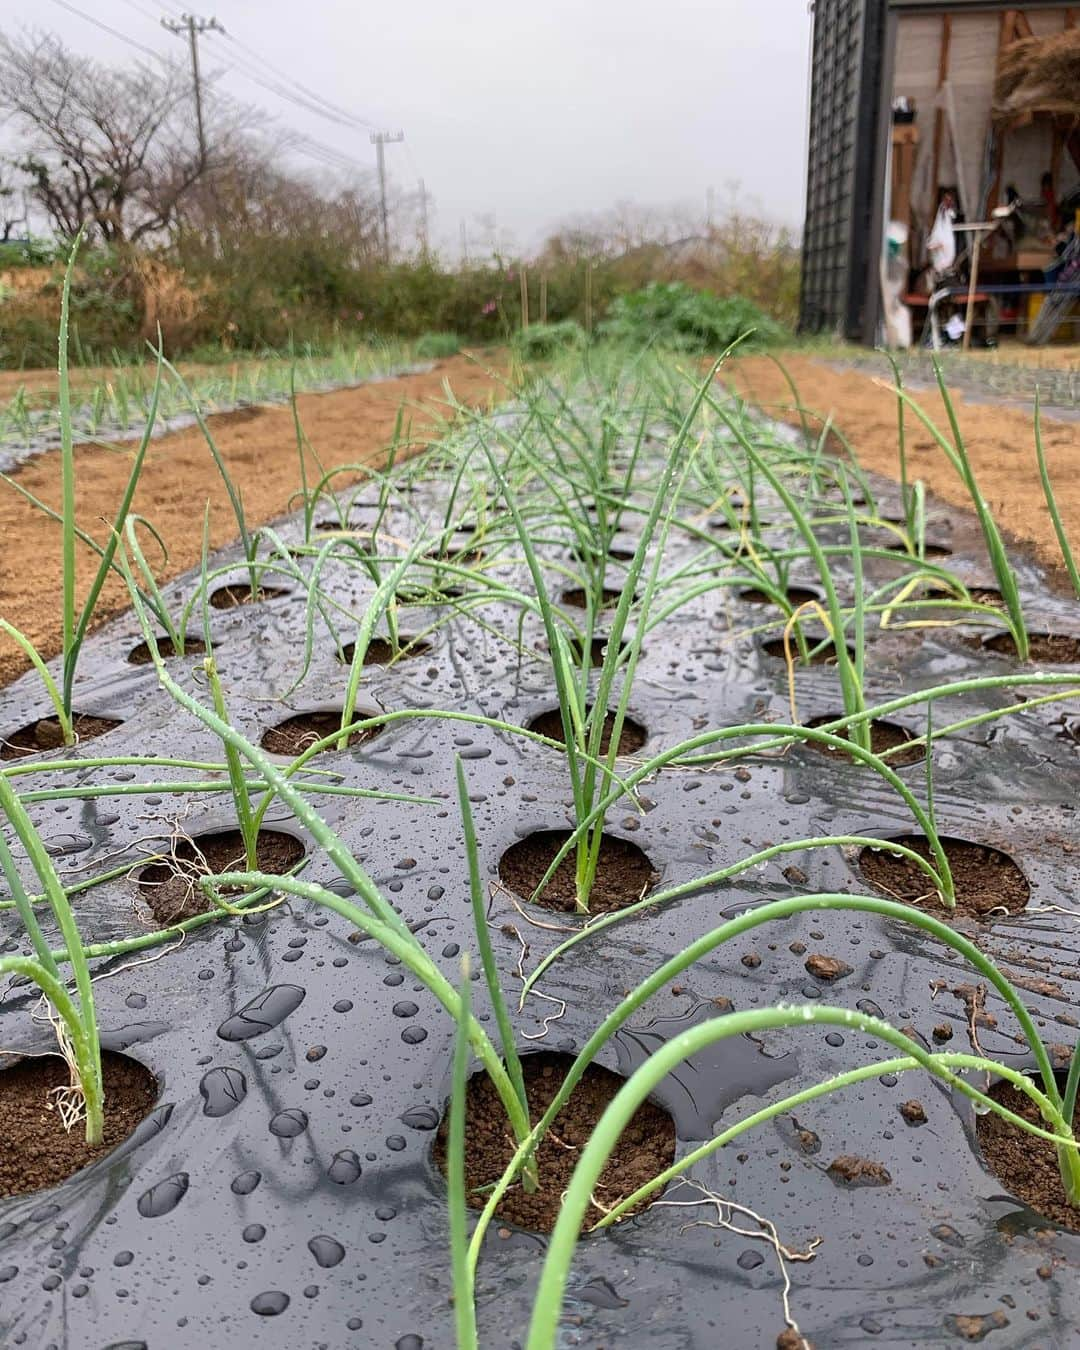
0,355 -> 507,687
728,353 -> 1080,573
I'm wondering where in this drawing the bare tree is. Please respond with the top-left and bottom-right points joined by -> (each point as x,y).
0,32 -> 209,244
0,162 -> 26,242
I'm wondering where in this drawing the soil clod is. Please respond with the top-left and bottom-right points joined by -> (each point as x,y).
434,1052 -> 675,1233
499,829 -> 657,914
804,954 -> 852,981
0,1052 -> 157,1198
826,1155 -> 892,1188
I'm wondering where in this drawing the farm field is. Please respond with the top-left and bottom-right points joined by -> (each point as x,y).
2,320 -> 1080,1347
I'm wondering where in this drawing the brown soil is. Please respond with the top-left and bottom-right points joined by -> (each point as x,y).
983,631 -> 1080,663
526,706 -> 647,756
977,1078 -> 1080,1231
340,636 -> 432,665
127,636 -> 207,666
826,1155 -> 892,1187
0,713 -> 122,761
137,828 -> 304,924
208,583 -> 289,610
0,356 -> 506,688
499,829 -> 657,914
561,587 -> 626,610
760,637 -> 853,665
803,715 -> 925,767
434,1052 -> 676,1233
739,586 -> 819,607
0,1051 -> 158,1198
567,636 -> 629,668
859,835 -> 1030,920
727,353 -> 1080,574
260,710 -> 381,756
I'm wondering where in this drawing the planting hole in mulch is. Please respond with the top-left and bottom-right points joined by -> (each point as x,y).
560,587 -> 632,611
803,714 -> 925,767
1,714 -> 123,761
137,828 -> 305,924
983,632 -> 1080,664
977,1076 -> 1080,1231
260,710 -> 382,757
924,583 -> 1004,609
434,1052 -> 676,1234
567,635 -> 631,668
395,585 -> 465,606
526,706 -> 647,755
859,835 -> 1030,920
607,546 -> 637,562
0,1051 -> 158,1199
499,829 -> 657,914
739,585 -> 819,608
760,637 -> 854,666
425,545 -> 484,566
209,583 -> 288,610
127,637 -> 207,666
339,636 -> 432,665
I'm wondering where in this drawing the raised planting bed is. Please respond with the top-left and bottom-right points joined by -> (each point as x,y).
2,353 -> 1080,1349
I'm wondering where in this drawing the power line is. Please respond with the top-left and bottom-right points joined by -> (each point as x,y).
221,31 -> 380,131
45,0 -> 164,61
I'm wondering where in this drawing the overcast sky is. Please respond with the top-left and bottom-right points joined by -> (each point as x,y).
7,0 -> 813,253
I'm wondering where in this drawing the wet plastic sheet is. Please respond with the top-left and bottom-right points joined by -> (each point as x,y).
2,446 -> 1080,1348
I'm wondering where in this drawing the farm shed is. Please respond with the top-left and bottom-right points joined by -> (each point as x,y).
800,0 -> 1080,344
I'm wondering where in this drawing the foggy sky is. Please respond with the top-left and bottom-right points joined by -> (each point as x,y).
6,0 -> 813,252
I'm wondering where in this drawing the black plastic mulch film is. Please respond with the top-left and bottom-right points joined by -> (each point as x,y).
2,417 -> 1080,1349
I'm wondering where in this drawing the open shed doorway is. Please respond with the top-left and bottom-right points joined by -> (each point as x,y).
883,7 -> 1080,350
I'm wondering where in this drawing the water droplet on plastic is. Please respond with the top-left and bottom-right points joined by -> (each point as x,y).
231,1171 -> 261,1196
199,1066 -> 247,1117
307,1235 -> 345,1268
327,1150 -> 362,1184
136,1173 -> 189,1218
250,1290 -> 289,1316
269,1108 -> 308,1138
217,985 -> 305,1041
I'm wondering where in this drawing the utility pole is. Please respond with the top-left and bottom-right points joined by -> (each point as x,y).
161,13 -> 224,169
416,178 -> 431,257
370,130 -> 404,262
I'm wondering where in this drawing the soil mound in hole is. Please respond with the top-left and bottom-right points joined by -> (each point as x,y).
434,1052 -> 675,1233
760,637 -> 853,666
425,546 -> 484,566
739,585 -> 819,608
1,714 -> 122,761
803,715 -> 924,767
209,583 -> 288,610
260,711 -> 381,757
138,828 -> 304,924
984,632 -> 1080,664
977,1076 -> 1080,1231
339,636 -> 432,665
395,585 -> 465,605
0,1051 -> 158,1198
859,835 -> 1029,920
560,587 -> 628,611
499,829 -> 656,914
526,706 -> 647,756
128,636 -> 207,666
567,635 -> 630,668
